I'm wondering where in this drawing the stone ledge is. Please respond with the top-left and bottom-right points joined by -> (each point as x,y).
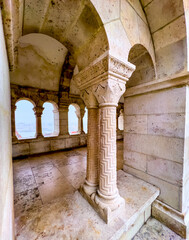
80,170 -> 159,239
152,200 -> 189,239
12,134 -> 87,158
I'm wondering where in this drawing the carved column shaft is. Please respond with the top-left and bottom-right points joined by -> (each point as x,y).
59,105 -> 69,135
98,105 -> 117,198
86,108 -> 99,187
34,106 -> 44,138
80,90 -> 99,195
80,108 -> 85,134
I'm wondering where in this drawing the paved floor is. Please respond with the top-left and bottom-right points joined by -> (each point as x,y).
13,140 -> 123,218
133,218 -> 184,240
13,140 -> 184,240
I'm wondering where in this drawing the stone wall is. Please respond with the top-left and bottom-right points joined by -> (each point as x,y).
0,11 -> 14,240
12,134 -> 87,158
123,82 -> 189,215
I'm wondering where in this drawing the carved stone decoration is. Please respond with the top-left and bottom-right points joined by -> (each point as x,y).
93,84 -> 125,222
92,78 -> 126,106
74,52 -> 136,90
80,88 -> 98,109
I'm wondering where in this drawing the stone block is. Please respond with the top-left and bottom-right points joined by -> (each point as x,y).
153,15 -> 186,51
66,137 -> 80,148
145,0 -> 184,33
152,200 -> 188,239
146,156 -> 183,186
123,165 -> 180,211
120,211 -> 145,240
156,38 -> 187,79
124,86 -> 186,115
30,140 -> 51,154
124,133 -> 184,163
124,150 -> 147,172
12,143 -> 30,157
125,115 -> 147,134
147,113 -> 185,138
91,0 -> 120,24
120,0 -> 139,46
50,138 -> 66,151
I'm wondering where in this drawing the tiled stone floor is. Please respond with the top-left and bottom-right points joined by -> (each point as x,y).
13,140 -> 183,239
133,218 -> 184,240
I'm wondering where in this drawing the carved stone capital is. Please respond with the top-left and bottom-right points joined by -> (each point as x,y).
33,106 -> 44,117
92,78 -> 126,107
80,88 -> 98,109
74,52 -> 136,90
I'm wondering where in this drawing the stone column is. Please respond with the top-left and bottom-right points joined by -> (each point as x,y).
93,80 -> 126,221
80,107 -> 85,134
75,107 -> 81,134
80,89 -> 99,195
74,53 -> 135,223
11,103 -> 17,141
34,106 -> 44,138
53,109 -> 59,136
59,105 -> 69,136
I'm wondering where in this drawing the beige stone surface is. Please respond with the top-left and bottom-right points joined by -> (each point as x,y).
147,113 -> 185,138
125,87 -> 186,115
152,200 -> 187,239
146,156 -> 183,186
125,115 -> 147,134
0,10 -> 15,240
124,151 -> 147,172
14,156 -> 159,240
124,166 -> 180,211
133,217 -> 184,240
144,0 -> 184,33
124,133 -> 184,163
153,15 -> 186,51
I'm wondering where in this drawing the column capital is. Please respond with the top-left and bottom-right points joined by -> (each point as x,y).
33,106 -> 44,117
74,52 -> 135,91
59,104 -> 69,112
92,78 -> 126,107
80,88 -> 98,109
80,109 -> 85,119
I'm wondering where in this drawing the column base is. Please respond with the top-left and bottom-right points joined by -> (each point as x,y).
80,186 -> 125,224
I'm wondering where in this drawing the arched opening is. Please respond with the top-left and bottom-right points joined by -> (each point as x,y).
83,107 -> 88,133
15,99 -> 36,139
127,44 -> 156,88
68,104 -> 80,135
118,109 -> 124,131
42,102 -> 59,137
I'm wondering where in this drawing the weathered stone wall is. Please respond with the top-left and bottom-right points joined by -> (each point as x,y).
11,84 -> 87,157
0,11 -> 14,240
12,134 -> 87,158
123,83 -> 189,214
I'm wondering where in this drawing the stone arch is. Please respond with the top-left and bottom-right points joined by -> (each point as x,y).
127,44 -> 156,88
68,103 -> 80,135
42,101 -> 59,137
15,97 -> 36,107
15,99 -> 36,139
